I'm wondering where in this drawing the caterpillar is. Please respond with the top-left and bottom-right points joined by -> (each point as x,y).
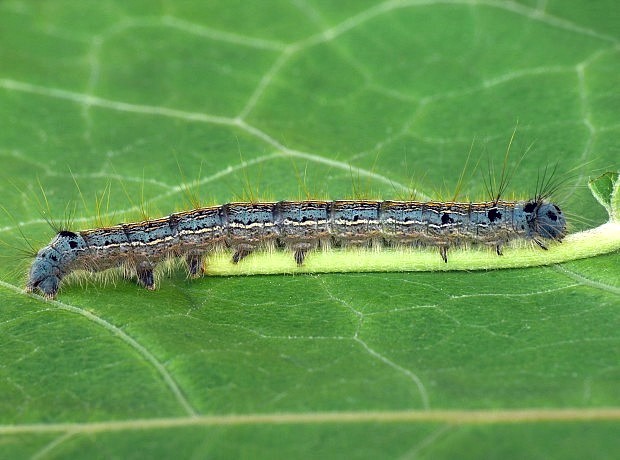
26,197 -> 566,299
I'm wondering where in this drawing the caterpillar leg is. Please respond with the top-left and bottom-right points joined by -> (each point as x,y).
533,238 -> 548,250
294,248 -> 307,265
136,261 -> 156,290
232,245 -> 254,264
291,243 -> 313,266
186,254 -> 204,277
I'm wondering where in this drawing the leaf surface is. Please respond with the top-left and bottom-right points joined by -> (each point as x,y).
0,1 -> 619,458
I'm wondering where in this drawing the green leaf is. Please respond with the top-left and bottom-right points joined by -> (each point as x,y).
1,1 -> 619,459
589,171 -> 620,222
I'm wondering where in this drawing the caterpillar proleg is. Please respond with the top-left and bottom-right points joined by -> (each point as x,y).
26,197 -> 566,299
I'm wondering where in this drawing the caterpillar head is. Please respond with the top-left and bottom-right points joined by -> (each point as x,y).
26,231 -> 85,299
523,200 -> 566,246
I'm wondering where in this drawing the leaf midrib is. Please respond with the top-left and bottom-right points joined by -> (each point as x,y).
2,408 -> 620,435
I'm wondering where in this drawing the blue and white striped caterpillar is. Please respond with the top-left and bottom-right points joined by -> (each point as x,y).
26,198 -> 566,299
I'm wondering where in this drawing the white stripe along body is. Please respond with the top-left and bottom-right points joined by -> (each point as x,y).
26,199 -> 566,298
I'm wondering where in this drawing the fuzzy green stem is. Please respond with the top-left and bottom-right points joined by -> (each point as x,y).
205,222 -> 620,276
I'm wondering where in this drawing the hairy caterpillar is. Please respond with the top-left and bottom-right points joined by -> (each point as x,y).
26,197 -> 566,299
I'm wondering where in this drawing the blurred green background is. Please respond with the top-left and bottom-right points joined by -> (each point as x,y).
0,1 -> 618,458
